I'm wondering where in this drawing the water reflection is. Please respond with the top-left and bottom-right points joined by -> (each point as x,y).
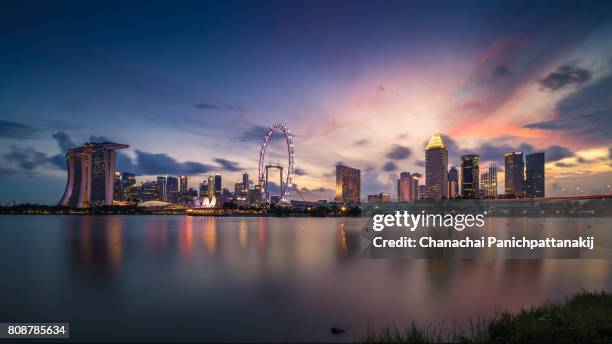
41,216 -> 611,341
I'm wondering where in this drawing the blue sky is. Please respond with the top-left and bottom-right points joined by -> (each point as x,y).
1,0 -> 611,203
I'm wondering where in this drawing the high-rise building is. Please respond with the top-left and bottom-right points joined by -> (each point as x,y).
335,165 -> 361,203
157,176 -> 167,201
460,154 -> 480,199
525,152 -> 545,198
179,176 -> 188,194
214,174 -> 222,197
113,171 -> 122,201
59,142 -> 129,207
398,172 -> 418,201
480,162 -> 497,199
141,181 -> 158,201
166,176 -> 179,203
504,152 -> 524,198
242,172 -> 249,192
425,134 -> 448,199
208,175 -> 215,199
448,166 -> 459,199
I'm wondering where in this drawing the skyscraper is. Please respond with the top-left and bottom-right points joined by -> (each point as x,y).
460,154 -> 480,199
59,142 -> 129,208
242,172 -> 249,192
214,174 -> 222,196
335,165 -> 361,203
398,172 -> 418,201
179,176 -> 188,194
504,152 -> 524,198
525,152 -> 545,198
166,176 -> 178,203
425,134 -> 448,199
208,175 -> 215,199
157,176 -> 167,201
113,171 -> 122,201
480,162 -> 497,198
448,166 -> 459,199
122,172 -> 136,187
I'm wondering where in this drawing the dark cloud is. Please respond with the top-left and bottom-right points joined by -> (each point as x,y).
539,64 -> 591,91
237,125 -> 287,143
213,158 -> 243,172
120,151 -> 215,175
414,160 -> 425,167
493,65 -> 511,78
383,161 -> 397,172
52,131 -> 76,153
525,74 -> 612,140
88,135 -> 114,143
3,145 -> 64,171
353,139 -> 370,146
294,167 -> 307,176
545,145 -> 574,162
194,103 -> 245,112
0,120 -> 39,139
386,145 -> 411,160
300,186 -> 332,193
555,162 -> 576,168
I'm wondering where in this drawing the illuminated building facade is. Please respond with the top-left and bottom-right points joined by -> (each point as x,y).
480,162 -> 497,198
397,172 -> 418,201
59,142 -> 129,207
242,172 -> 249,192
525,152 -> 545,198
367,193 -> 391,202
460,154 -> 480,199
504,152 -> 524,198
208,175 -> 215,199
425,134 -> 448,199
214,174 -> 222,198
335,165 -> 361,204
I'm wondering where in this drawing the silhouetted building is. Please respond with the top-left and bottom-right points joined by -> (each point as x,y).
157,176 -> 167,201
166,176 -> 178,203
461,154 -> 480,199
335,165 -> 361,203
214,174 -> 222,197
418,185 -> 427,200
180,176 -> 188,194
242,172 -> 249,192
199,182 -> 208,197
448,166 -> 459,198
526,152 -> 545,198
122,172 -> 136,187
113,171 -> 122,201
425,134 -> 448,199
59,142 -> 129,207
504,152 -> 524,198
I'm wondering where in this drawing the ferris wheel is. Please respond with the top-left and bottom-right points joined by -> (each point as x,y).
258,123 -> 294,203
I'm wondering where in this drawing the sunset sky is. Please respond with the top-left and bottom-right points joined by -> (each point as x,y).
1,0 -> 611,204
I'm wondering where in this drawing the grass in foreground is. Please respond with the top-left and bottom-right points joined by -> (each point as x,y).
362,291 -> 611,343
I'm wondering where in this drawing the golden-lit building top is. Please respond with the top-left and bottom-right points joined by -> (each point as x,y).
426,133 -> 447,150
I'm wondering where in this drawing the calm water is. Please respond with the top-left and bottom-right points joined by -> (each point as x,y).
0,216 -> 610,342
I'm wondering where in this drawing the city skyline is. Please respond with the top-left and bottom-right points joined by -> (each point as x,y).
1,1 -> 612,203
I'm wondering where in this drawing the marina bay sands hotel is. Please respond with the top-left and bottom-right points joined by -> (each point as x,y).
59,142 -> 129,208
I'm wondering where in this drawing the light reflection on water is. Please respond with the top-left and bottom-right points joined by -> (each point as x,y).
0,215 -> 610,342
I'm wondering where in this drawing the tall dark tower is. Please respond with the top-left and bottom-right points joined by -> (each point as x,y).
460,154 -> 480,199
425,134 -> 448,199
525,152 -> 545,198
